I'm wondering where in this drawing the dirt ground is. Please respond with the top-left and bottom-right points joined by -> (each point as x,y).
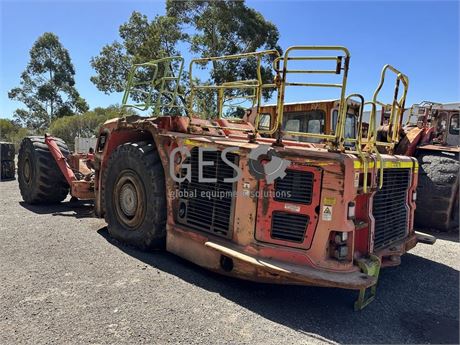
1,179 -> 459,344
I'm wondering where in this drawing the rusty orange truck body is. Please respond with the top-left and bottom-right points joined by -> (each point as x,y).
395,102 -> 459,230
17,46 -> 435,309
93,115 -> 419,281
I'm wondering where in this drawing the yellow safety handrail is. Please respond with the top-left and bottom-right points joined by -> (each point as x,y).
218,80 -> 259,119
122,61 -> 159,111
360,64 -> 410,191
405,101 -> 441,127
122,57 -> 185,115
342,94 -> 373,192
364,100 -> 384,190
188,49 -> 281,134
273,46 -> 351,149
370,64 -> 409,151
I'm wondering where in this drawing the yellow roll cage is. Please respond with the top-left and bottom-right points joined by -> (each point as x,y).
121,47 -> 410,191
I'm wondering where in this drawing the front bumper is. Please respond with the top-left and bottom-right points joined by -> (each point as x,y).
204,241 -> 377,290
168,226 -> 434,291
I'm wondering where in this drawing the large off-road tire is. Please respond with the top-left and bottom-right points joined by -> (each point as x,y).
0,142 -> 15,161
1,141 -> 16,180
103,142 -> 166,250
17,136 -> 70,204
415,152 -> 459,231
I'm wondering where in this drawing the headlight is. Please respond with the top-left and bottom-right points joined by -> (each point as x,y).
334,231 -> 348,244
330,231 -> 350,261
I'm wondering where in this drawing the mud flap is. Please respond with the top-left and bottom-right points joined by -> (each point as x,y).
354,254 -> 381,311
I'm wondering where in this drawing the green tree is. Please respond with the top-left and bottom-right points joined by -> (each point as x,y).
0,118 -> 30,150
167,0 -> 280,83
90,12 -> 183,96
90,1 -> 280,114
0,119 -> 17,141
49,105 -> 137,148
8,32 -> 89,130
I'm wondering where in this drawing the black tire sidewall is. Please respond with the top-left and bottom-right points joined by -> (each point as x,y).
415,151 -> 459,230
18,138 -> 38,203
104,144 -> 166,249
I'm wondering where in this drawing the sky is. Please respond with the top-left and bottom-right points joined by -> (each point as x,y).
0,0 -> 459,120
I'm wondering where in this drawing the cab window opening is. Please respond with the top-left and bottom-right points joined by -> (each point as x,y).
282,110 -> 326,143
332,110 -> 357,139
449,113 -> 459,135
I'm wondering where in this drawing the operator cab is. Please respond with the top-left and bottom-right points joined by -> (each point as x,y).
406,103 -> 459,146
251,99 -> 360,146
437,110 -> 459,146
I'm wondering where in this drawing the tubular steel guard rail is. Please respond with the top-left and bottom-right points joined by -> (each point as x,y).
405,101 -> 441,127
272,46 -> 351,150
119,50 -> 410,191
122,56 -> 185,115
343,94 -> 375,193
369,64 -> 409,150
188,50 -> 281,133
218,80 -> 259,119
363,101 -> 384,190
359,65 -> 409,190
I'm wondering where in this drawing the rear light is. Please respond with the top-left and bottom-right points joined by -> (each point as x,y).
347,202 -> 356,219
412,191 -> 417,201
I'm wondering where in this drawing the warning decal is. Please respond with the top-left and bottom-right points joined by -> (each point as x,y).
322,206 -> 333,221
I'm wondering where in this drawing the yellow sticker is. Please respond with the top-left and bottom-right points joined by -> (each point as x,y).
323,197 -> 336,206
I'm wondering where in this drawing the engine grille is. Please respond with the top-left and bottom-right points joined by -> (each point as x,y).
274,169 -> 314,204
178,147 -> 238,238
372,168 -> 411,250
271,212 -> 309,242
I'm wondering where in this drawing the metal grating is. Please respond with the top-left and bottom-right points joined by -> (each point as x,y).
178,148 -> 238,238
372,168 -> 410,250
274,169 -> 314,204
271,212 -> 309,242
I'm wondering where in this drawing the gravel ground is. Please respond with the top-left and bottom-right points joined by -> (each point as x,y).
0,179 -> 459,344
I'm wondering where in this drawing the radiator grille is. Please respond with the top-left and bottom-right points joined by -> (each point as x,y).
373,168 -> 410,250
178,148 -> 238,238
274,169 -> 314,204
271,212 -> 309,242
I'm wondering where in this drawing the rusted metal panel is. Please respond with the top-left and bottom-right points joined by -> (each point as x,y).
71,180 -> 95,200
417,144 -> 460,153
254,164 -> 322,250
93,108 -> 421,290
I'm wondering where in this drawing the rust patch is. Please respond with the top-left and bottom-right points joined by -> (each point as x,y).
261,183 -> 271,215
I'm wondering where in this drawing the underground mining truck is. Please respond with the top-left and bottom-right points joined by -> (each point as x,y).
17,46 -> 435,310
393,102 -> 459,231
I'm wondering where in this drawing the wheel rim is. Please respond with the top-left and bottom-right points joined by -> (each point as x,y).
119,183 -> 138,217
114,170 -> 146,229
23,156 -> 32,184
